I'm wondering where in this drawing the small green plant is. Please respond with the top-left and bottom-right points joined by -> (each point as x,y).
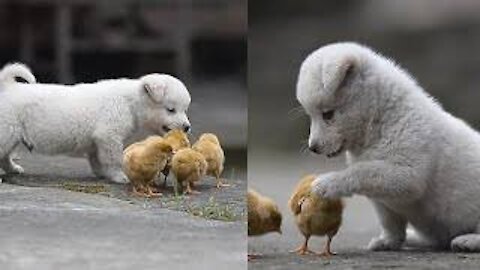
187,197 -> 237,222
61,181 -> 108,194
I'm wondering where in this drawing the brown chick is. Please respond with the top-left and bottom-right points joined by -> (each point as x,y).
192,133 -> 228,188
171,148 -> 207,195
248,189 -> 282,260
161,129 -> 191,187
288,174 -> 344,257
123,136 -> 173,197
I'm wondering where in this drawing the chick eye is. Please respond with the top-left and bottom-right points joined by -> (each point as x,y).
167,108 -> 176,114
322,110 -> 334,121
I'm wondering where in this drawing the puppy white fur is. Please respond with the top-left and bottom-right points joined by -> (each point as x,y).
297,42 -> 480,252
0,63 -> 191,184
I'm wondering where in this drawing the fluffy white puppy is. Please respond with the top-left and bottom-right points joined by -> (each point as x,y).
0,63 -> 191,184
296,42 -> 480,252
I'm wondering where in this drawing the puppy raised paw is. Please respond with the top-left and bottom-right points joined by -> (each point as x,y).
311,172 -> 351,198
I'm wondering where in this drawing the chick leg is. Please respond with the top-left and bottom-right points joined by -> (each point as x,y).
215,170 -> 230,188
318,235 -> 336,257
185,181 -> 201,195
146,185 -> 162,197
290,235 -> 316,255
132,184 -> 149,197
216,177 -> 230,188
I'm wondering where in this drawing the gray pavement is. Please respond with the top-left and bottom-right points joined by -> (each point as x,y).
0,149 -> 247,270
248,150 -> 480,270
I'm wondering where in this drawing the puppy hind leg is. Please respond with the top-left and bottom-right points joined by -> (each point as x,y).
451,231 -> 480,252
0,156 -> 24,174
0,136 -> 24,174
368,201 -> 406,251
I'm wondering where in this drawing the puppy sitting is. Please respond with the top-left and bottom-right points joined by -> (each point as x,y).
296,42 -> 480,252
0,63 -> 191,184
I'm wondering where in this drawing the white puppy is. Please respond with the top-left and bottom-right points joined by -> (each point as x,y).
296,42 -> 480,252
0,63 -> 191,184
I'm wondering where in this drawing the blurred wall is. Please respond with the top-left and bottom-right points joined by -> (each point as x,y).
249,0 -> 480,152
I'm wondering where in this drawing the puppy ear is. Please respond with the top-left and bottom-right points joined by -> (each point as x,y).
322,55 -> 356,95
143,78 -> 167,103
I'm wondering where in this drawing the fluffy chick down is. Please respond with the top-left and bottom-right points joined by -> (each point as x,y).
161,129 -> 191,186
248,189 -> 282,236
123,136 -> 173,197
192,133 -> 228,188
288,174 -> 344,256
171,148 -> 207,194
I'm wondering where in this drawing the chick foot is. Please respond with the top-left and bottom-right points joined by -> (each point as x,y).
146,186 -> 162,197
185,183 -> 201,195
290,237 -> 316,255
216,178 -> 230,188
132,185 -> 162,198
318,235 -> 336,257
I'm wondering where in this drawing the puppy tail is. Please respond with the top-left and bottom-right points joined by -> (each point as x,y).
0,63 -> 36,85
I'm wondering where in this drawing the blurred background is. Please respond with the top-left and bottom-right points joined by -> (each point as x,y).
248,0 -> 480,260
0,0 -> 247,179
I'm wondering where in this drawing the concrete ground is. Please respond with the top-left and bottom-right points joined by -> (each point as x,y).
248,151 -> 480,270
0,149 -> 247,270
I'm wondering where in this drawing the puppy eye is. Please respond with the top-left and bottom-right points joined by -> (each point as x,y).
322,110 -> 334,121
167,108 -> 176,114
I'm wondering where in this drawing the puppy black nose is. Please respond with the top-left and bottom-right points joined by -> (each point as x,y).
309,144 -> 320,154
183,124 -> 191,133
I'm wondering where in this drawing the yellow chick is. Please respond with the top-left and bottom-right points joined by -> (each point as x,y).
171,148 -> 207,195
192,133 -> 228,188
123,136 -> 173,197
161,129 -> 191,186
248,189 -> 282,260
288,174 -> 344,256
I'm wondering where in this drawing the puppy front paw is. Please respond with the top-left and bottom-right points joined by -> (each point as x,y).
108,171 -> 130,184
368,236 -> 403,251
311,172 -> 351,198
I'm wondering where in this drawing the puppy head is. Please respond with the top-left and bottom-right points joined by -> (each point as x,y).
140,74 -> 191,135
296,42 -> 373,157
198,133 -> 220,146
164,129 -> 191,151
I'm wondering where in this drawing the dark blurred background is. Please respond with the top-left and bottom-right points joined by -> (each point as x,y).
0,0 -> 246,178
248,0 -> 480,258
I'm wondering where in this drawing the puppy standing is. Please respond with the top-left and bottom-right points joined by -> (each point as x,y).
0,63 -> 191,184
296,42 -> 480,252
